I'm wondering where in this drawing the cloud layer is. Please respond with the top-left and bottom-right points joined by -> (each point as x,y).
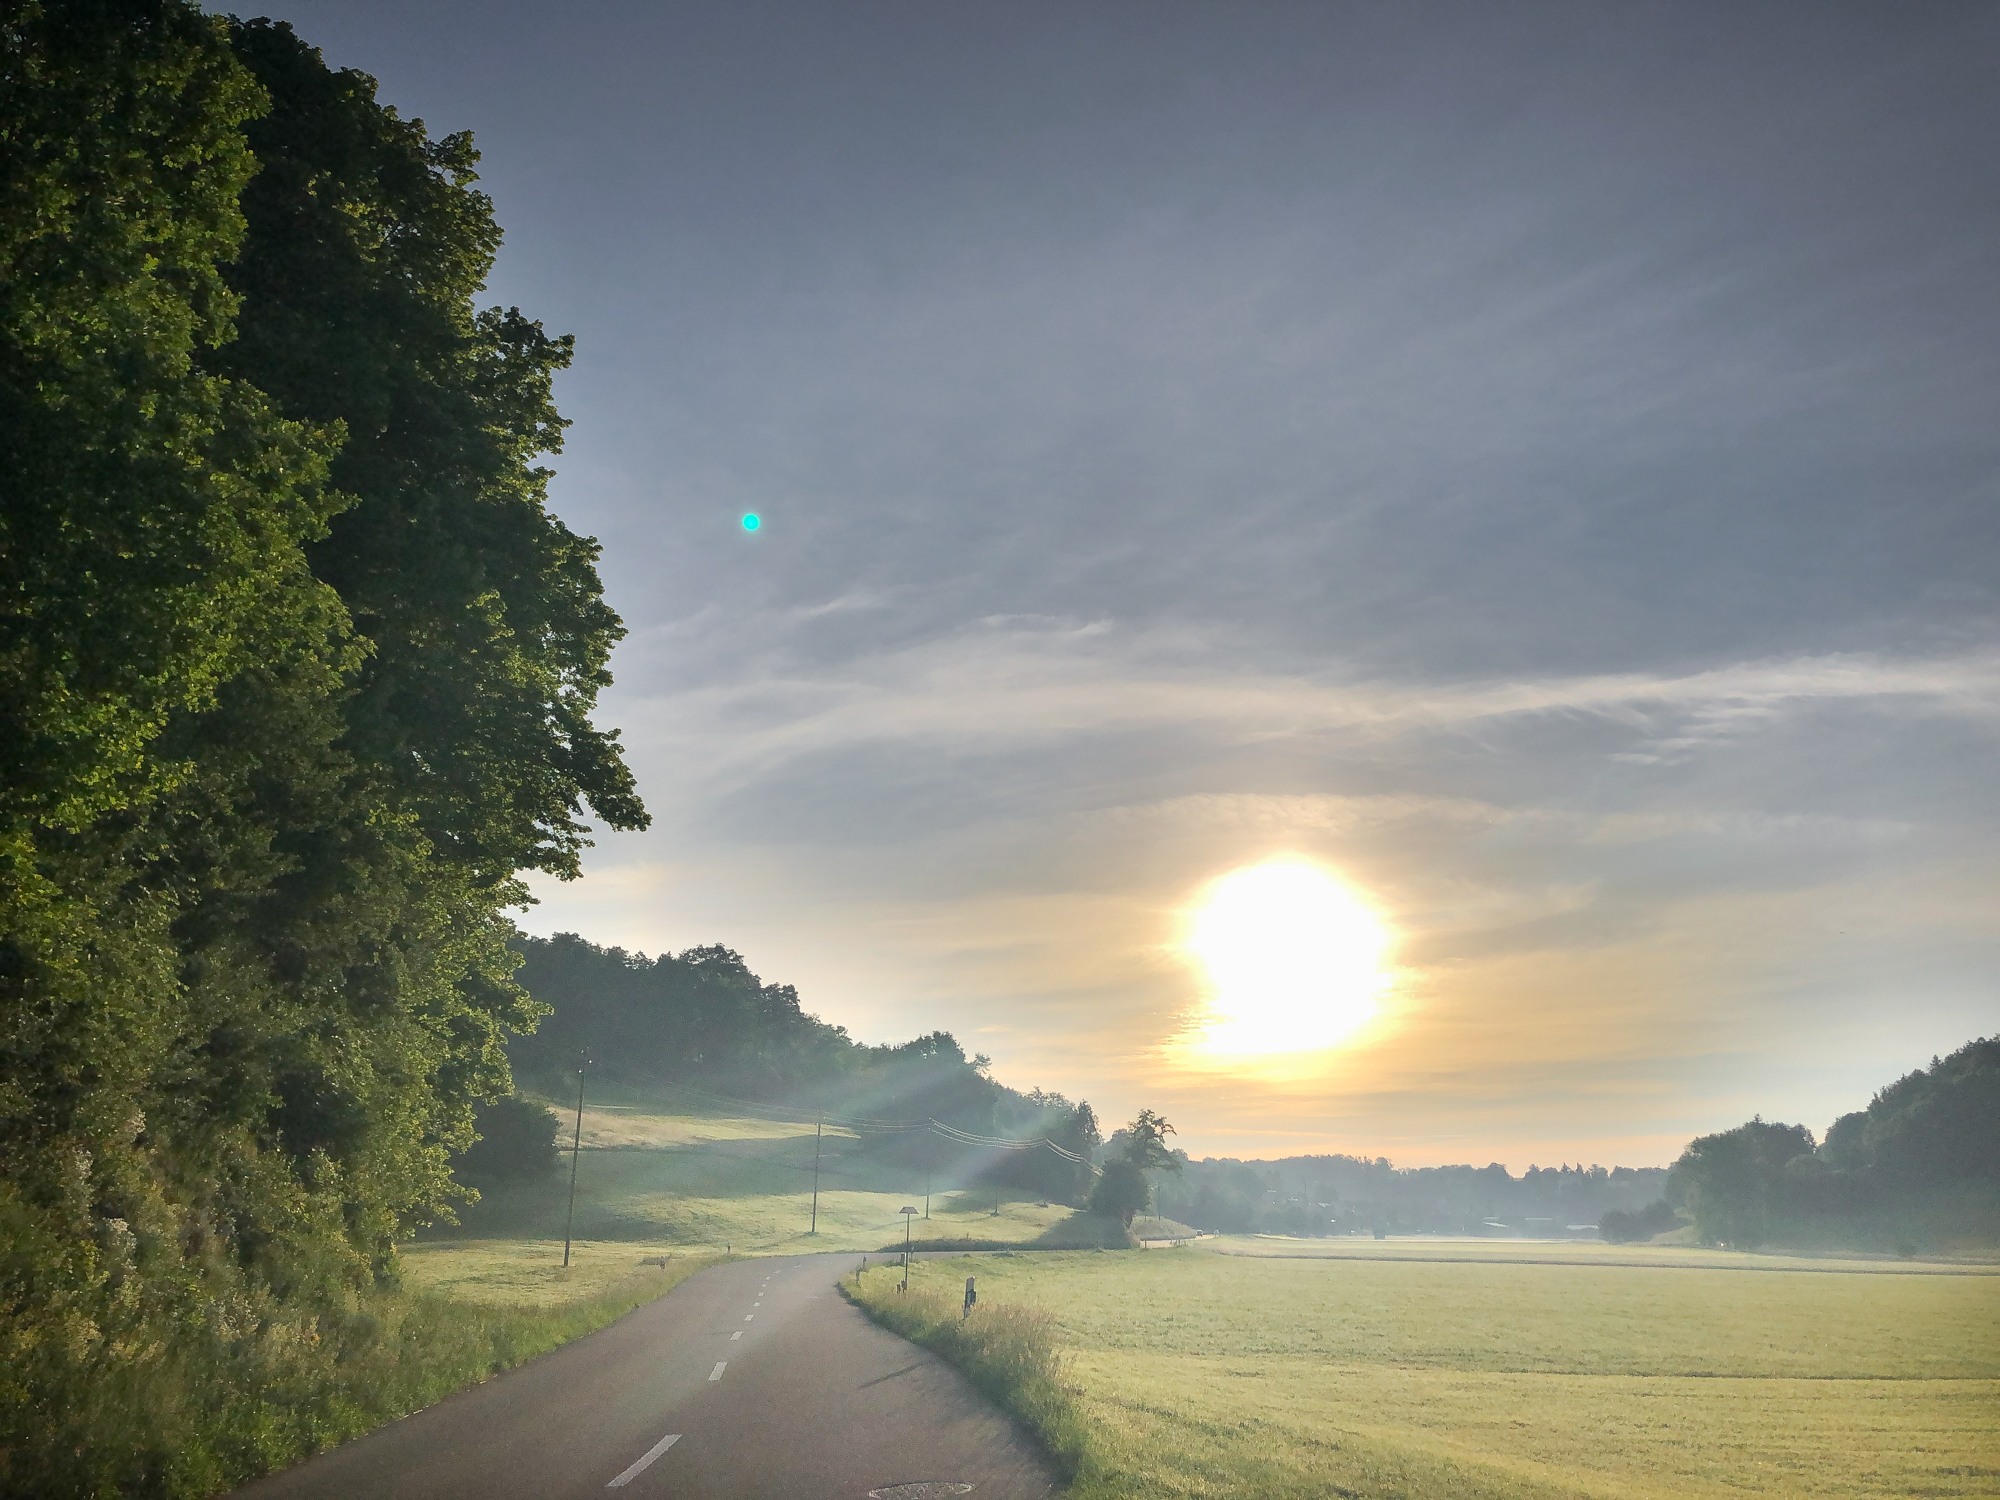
270,0 -> 2000,1164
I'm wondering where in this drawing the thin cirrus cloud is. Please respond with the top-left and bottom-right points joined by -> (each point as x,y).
618,624 -> 2000,771
525,626 -> 2000,1161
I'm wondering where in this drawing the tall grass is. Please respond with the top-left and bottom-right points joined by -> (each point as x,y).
0,1251 -> 720,1499
845,1265 -> 1095,1486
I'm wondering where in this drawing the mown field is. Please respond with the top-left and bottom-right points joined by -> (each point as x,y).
863,1240 -> 2000,1499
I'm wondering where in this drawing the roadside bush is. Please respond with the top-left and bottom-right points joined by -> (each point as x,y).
453,1096 -> 562,1188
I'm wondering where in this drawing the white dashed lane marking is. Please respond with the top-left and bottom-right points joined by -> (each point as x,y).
606,1432 -> 679,1489
709,1361 -> 727,1382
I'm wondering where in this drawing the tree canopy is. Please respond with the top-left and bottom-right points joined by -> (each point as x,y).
1,4 -> 640,1485
1121,1108 -> 1181,1173
1666,1037 -> 1999,1249
510,932 -> 1086,1147
1819,1037 -> 1999,1183
1088,1110 -> 1180,1226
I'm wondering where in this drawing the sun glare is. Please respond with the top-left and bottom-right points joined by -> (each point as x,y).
1185,861 -> 1388,1056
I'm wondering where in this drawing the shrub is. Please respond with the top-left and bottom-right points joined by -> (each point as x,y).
453,1096 -> 562,1188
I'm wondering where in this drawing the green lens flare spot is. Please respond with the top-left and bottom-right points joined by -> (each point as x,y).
742,513 -> 761,531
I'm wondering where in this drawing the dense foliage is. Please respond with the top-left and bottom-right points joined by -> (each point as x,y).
515,931 -> 1011,1124
1088,1163 -> 1151,1227
1819,1037 -> 1999,1181
1598,1198 -> 1684,1244
511,932 -> 1103,1202
511,934 -> 861,1096
1086,1110 -> 1180,1226
1668,1037 -> 1999,1250
451,1095 -> 562,1190
0,4 -> 639,1490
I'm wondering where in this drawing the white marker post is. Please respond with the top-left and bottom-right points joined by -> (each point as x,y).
963,1276 -> 976,1320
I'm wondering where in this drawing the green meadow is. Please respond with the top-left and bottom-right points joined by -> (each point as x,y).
419,1098 -> 2000,1497
858,1240 -> 2000,1499
411,1092 -> 1093,1296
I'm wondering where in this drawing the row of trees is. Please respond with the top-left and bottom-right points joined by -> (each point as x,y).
3,4 -> 641,1486
1665,1037 -> 1998,1250
1142,1040 -> 1995,1249
1152,1155 -> 1668,1237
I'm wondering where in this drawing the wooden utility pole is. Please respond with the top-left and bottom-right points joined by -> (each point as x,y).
563,1058 -> 588,1269
809,1115 -> 823,1234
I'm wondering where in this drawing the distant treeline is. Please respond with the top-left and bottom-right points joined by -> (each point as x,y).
1151,1039 -> 1998,1251
509,933 -> 1102,1204
508,932 -> 1998,1254
1666,1036 -> 1998,1252
1152,1153 -> 1668,1237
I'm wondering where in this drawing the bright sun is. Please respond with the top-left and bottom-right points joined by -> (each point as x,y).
1186,861 -> 1389,1056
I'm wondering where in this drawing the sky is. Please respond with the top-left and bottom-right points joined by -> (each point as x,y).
257,0 -> 1999,1168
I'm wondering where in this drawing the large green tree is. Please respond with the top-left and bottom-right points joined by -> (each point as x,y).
211,17 -> 645,883
0,3 -> 644,1487
1090,1109 -> 1180,1227
1667,1118 -> 1815,1247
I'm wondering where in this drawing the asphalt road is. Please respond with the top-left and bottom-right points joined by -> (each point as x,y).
231,1253 -> 1057,1500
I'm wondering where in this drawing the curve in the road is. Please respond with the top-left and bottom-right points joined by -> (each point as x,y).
230,1253 -> 1056,1500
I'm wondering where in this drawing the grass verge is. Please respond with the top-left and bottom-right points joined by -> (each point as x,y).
5,1250 -> 720,1499
845,1264 -> 1093,1487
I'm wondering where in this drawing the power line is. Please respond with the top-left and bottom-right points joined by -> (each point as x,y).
579,1078 -> 1098,1172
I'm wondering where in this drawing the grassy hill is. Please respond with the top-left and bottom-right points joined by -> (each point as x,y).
410,1086 -> 1120,1299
